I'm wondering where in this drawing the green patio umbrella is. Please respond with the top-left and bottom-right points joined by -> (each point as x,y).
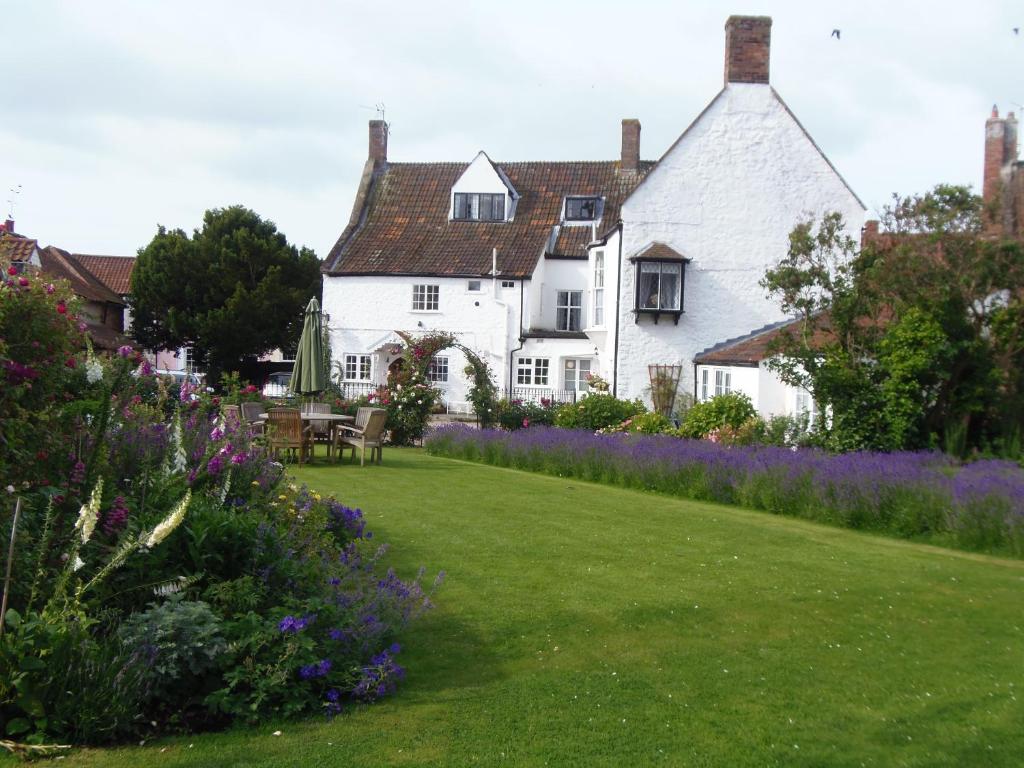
289,297 -> 327,399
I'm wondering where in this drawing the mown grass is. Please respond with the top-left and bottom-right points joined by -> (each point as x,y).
36,448 -> 1024,767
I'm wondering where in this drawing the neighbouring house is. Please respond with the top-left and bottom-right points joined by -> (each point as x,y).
322,15 -> 865,415
984,106 -> 1020,237
0,221 -> 136,353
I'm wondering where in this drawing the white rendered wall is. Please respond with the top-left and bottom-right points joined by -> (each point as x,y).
615,83 -> 865,405
529,258 -> 589,331
322,274 -> 522,402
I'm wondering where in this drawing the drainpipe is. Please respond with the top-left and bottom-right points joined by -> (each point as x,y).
490,248 -> 513,393
611,222 -> 623,398
507,279 -> 526,394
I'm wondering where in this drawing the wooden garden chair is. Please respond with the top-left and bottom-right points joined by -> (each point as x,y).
334,407 -> 387,466
266,407 -> 313,465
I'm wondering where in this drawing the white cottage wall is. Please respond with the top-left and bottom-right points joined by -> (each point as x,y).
615,83 -> 865,405
322,274 -> 521,402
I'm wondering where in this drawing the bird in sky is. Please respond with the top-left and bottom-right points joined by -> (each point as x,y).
831,29 -> 841,40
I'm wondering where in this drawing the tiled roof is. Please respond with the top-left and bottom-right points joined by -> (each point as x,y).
325,161 -> 654,278
629,241 -> 690,261
38,247 -> 124,305
547,226 -> 593,259
84,321 -> 135,352
72,254 -> 135,295
694,316 -> 836,366
0,233 -> 38,262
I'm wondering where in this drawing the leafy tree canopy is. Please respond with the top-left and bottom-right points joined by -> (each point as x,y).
762,185 -> 1024,454
131,206 -> 321,382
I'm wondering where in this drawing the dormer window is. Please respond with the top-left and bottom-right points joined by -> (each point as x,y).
454,193 -> 505,221
565,196 -> 602,222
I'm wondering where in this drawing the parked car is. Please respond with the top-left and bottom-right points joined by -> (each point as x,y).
154,369 -> 211,398
262,372 -> 293,398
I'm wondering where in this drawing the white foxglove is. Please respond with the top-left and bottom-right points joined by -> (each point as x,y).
145,491 -> 191,548
73,478 -> 103,544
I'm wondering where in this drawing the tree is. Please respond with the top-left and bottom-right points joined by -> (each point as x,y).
131,207 -> 321,383
762,185 -> 1024,453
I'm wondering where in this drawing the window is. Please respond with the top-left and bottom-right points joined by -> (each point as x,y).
501,280 -> 515,288
427,356 -> 449,383
796,388 -> 818,426
516,357 -> 550,386
638,262 -> 682,311
412,284 -> 439,311
344,354 -> 372,381
714,369 -> 731,397
556,290 -> 583,332
8,261 -> 27,275
564,359 -> 592,392
700,368 -> 731,400
454,193 -> 505,221
592,250 -> 605,326
565,196 -> 601,221
467,280 -> 482,292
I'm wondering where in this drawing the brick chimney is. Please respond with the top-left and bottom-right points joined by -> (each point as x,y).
724,15 -> 772,85
621,119 -> 641,172
2,219 -> 13,234
369,120 -> 388,166
983,105 -> 1020,203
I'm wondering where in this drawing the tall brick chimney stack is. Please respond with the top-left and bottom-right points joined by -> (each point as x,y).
982,106 -> 1020,203
369,120 -> 388,166
621,119 -> 641,172
2,219 -> 13,234
724,15 -> 772,85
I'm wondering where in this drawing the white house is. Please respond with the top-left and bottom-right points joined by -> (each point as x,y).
321,15 -> 865,418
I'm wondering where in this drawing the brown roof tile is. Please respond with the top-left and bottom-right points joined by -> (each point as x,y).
38,247 -> 124,305
694,316 -> 836,366
325,161 -> 653,278
0,233 -> 38,263
547,226 -> 592,259
629,241 -> 690,261
72,254 -> 135,295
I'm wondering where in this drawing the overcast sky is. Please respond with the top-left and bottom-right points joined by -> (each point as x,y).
2,1 -> 1020,257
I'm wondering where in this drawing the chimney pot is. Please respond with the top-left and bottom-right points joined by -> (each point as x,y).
620,119 -> 641,172
369,120 -> 388,165
724,15 -> 772,85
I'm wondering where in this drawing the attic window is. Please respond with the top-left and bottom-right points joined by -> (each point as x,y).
454,193 -> 505,221
565,196 -> 601,221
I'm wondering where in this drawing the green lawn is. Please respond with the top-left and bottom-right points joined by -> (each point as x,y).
51,448 -> 1024,767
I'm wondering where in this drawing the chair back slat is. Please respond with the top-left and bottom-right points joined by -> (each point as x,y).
306,402 -> 332,436
362,408 -> 388,440
267,407 -> 303,443
240,402 -> 263,424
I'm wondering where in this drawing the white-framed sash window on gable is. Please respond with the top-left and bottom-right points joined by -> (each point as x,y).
700,368 -> 732,401
564,359 -> 592,392
344,353 -> 372,381
592,250 -> 605,327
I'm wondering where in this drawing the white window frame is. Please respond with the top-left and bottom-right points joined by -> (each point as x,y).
343,353 -> 373,381
592,250 -> 605,327
516,357 -> 550,386
427,355 -> 449,383
796,388 -> 818,426
412,284 -> 440,311
636,261 -> 683,312
555,290 -> 583,332
563,358 -> 593,392
714,369 -> 732,397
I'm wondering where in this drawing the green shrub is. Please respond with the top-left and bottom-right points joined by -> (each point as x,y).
553,394 -> 646,432
496,398 -> 560,431
678,393 -> 756,439
119,597 -> 229,718
599,411 -> 674,435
